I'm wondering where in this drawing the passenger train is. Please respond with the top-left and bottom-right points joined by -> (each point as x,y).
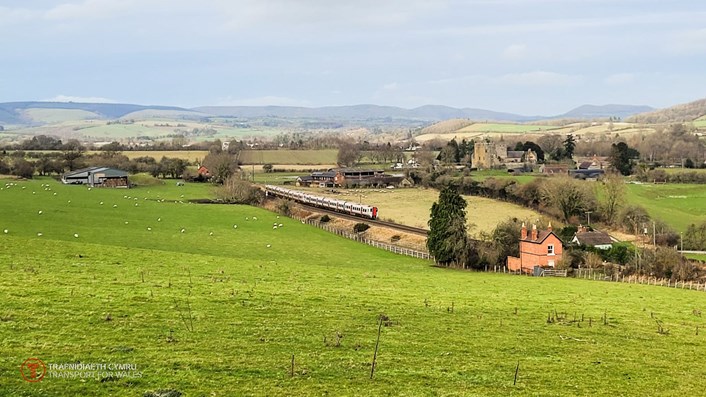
265,185 -> 378,220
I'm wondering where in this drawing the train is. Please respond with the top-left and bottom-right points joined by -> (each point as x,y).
264,185 -> 378,220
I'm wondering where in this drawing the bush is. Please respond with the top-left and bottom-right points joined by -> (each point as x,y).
216,176 -> 264,205
320,214 -> 331,223
275,199 -> 292,216
353,223 -> 370,233
128,173 -> 164,186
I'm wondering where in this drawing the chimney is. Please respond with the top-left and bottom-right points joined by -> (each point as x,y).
531,224 -> 538,240
521,222 -> 527,240
547,222 -> 552,232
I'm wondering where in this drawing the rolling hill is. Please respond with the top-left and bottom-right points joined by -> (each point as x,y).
0,102 -> 195,125
628,97 -> 706,124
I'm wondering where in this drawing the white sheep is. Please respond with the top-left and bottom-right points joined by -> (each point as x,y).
37,232 -> 43,237
73,233 -> 79,238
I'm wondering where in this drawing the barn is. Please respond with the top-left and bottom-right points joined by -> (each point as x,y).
61,167 -> 129,188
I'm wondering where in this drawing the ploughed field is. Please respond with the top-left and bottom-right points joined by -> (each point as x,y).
1,179 -> 705,396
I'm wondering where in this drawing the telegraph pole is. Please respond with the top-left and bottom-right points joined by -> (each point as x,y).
585,211 -> 592,226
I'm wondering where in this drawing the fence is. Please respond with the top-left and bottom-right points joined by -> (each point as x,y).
290,215 -> 432,260
575,268 -> 706,292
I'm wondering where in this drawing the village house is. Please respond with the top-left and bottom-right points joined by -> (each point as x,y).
507,223 -> 564,273
571,226 -> 615,249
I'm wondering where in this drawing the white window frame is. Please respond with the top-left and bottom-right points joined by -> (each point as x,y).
547,244 -> 555,255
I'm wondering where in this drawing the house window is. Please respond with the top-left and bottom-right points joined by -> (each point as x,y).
547,244 -> 554,255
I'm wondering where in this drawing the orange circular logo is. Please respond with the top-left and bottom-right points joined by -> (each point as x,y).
20,358 -> 46,382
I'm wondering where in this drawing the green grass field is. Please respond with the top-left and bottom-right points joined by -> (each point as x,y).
1,179 -> 706,396
239,149 -> 338,165
625,183 -> 706,231
456,123 -> 557,133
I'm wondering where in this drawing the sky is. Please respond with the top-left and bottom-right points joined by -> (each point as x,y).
1,0 -> 705,115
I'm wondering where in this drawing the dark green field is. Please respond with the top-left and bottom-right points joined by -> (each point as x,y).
1,179 -> 705,396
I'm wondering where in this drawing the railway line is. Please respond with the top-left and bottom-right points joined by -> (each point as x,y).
281,199 -> 429,237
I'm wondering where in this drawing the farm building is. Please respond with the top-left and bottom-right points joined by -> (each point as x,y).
62,167 -> 129,188
569,168 -> 605,180
507,223 -> 563,273
539,164 -> 570,175
571,226 -> 614,249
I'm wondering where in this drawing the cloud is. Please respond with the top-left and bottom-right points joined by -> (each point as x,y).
604,73 -> 636,85
43,0 -> 137,21
502,44 -> 528,60
216,95 -> 311,107
43,95 -> 117,103
669,28 -> 706,54
495,71 -> 582,86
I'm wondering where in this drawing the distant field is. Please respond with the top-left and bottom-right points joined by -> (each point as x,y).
625,183 -> 706,231
292,186 -> 544,234
20,108 -> 102,123
239,149 -> 338,164
2,179 -> 706,395
684,253 -> 706,261
6,119 -> 285,141
90,150 -> 209,163
456,123 -> 557,133
415,121 -> 656,143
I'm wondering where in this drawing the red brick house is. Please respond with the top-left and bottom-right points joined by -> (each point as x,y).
507,223 -> 563,273
197,166 -> 210,177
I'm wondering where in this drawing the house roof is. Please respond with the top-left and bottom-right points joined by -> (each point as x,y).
522,230 -> 561,245
573,231 -> 613,246
507,151 -> 525,158
578,161 -> 593,169
63,166 -> 127,178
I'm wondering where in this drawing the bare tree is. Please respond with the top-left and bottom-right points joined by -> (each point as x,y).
337,142 -> 360,167
600,173 -> 626,224
540,176 -> 596,223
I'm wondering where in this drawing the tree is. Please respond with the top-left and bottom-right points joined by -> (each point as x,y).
427,186 -> 476,267
262,163 -> 274,173
11,158 -> 34,179
540,177 -> 595,223
609,142 -> 636,176
563,134 -> 576,159
203,152 -> 239,184
600,173 -> 625,224
521,141 -> 544,162
216,175 -> 264,204
337,142 -> 359,167
62,139 -> 85,171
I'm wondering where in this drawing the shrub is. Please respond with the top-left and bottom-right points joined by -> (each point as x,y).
275,199 -> 292,216
353,223 -> 370,233
320,214 -> 331,223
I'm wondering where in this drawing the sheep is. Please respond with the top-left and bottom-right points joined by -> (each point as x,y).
100,202 -> 104,205
147,227 -> 152,231
37,232 -> 43,237
180,228 -> 186,233
3,229 -> 8,234
266,244 -> 271,248
157,218 -> 161,222
73,233 -> 79,238
273,225 -> 278,229
38,210 -> 43,215
233,224 -> 238,229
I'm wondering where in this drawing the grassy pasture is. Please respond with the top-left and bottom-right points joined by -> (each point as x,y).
292,186 -> 543,233
625,183 -> 706,231
239,149 -> 338,164
456,123 -> 557,133
20,108 -> 102,123
0,179 -> 706,395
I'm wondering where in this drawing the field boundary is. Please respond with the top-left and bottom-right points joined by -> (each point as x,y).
290,214 -> 432,260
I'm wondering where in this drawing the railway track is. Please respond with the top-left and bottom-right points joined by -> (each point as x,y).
285,200 -> 429,237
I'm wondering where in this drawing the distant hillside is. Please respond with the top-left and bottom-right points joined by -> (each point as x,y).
556,104 -> 654,120
0,101 -> 190,125
627,98 -> 706,124
193,104 -> 537,122
420,119 -> 474,135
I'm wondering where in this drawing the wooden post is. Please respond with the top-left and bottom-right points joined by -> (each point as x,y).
370,317 -> 383,380
513,361 -> 520,385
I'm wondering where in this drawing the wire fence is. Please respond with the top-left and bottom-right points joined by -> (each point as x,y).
290,215 -> 432,260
